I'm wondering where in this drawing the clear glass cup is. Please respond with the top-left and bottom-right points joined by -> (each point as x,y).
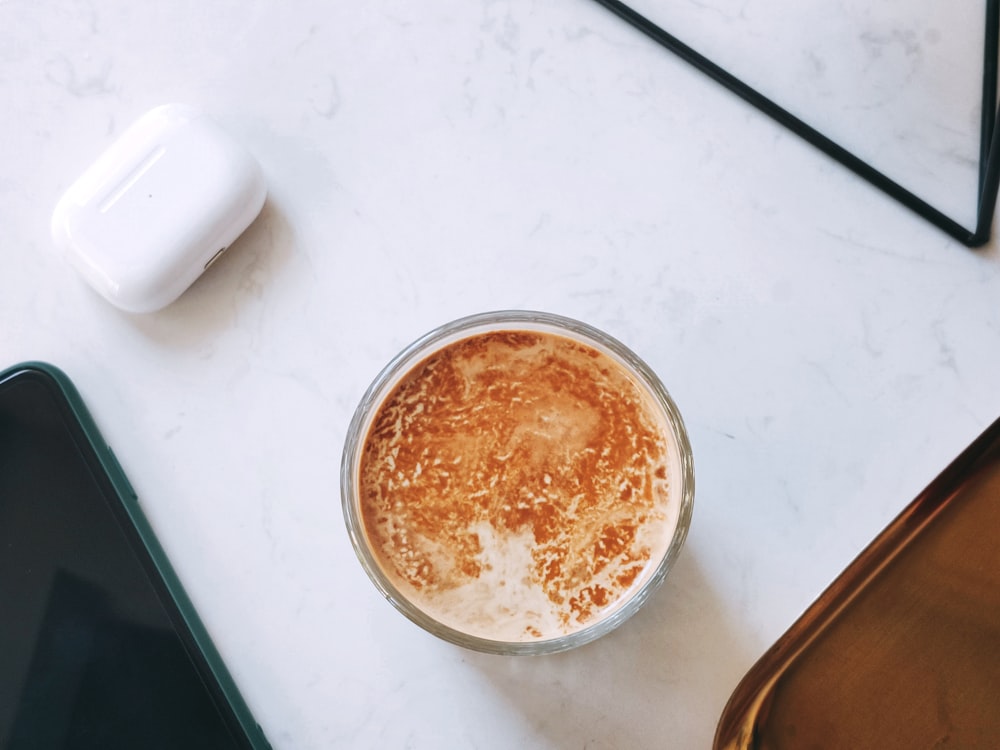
341,311 -> 695,655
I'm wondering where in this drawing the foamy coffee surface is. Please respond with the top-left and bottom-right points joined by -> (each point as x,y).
359,330 -> 678,642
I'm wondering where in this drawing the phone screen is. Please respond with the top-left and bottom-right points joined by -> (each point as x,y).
0,365 -> 265,750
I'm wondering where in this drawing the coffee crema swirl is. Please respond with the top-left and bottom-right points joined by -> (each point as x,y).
359,330 -> 677,642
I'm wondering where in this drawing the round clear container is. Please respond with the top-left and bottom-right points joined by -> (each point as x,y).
341,310 -> 694,655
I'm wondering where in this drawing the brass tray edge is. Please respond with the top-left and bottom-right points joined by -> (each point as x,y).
712,416 -> 1000,750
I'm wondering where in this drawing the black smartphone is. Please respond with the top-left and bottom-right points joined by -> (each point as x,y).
0,362 -> 270,750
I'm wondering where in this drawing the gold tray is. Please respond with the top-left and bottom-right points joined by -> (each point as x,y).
715,419 -> 1000,749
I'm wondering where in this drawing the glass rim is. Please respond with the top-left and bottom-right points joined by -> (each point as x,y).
340,310 -> 695,655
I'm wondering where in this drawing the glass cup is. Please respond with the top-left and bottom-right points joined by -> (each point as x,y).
341,310 -> 694,655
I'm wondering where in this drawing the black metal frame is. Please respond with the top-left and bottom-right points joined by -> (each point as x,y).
592,0 -> 1000,247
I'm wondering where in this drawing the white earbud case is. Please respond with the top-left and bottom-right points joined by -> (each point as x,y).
52,104 -> 267,313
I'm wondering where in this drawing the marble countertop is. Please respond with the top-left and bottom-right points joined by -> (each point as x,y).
4,1 -> 1000,747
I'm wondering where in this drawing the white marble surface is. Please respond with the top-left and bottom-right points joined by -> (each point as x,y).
3,1 -> 1000,748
